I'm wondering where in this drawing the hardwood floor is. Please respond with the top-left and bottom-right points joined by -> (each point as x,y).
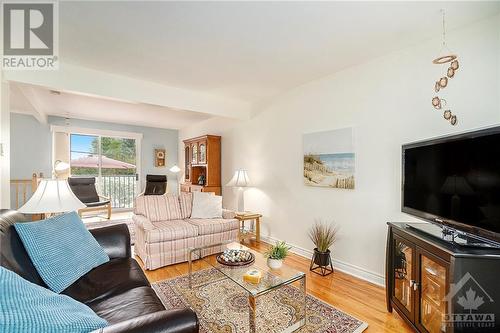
136,240 -> 413,333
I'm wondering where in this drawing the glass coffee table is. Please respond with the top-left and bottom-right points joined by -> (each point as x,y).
188,241 -> 306,333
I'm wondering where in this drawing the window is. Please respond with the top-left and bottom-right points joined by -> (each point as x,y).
70,134 -> 137,209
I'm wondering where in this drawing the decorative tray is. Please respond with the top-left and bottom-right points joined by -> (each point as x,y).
216,249 -> 255,266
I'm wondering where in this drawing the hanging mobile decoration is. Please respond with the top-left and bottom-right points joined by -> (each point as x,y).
432,9 -> 460,126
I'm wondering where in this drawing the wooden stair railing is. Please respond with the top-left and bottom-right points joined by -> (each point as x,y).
10,173 -> 43,220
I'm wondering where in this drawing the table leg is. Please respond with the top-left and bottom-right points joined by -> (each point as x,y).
188,249 -> 193,288
256,217 -> 260,242
249,294 -> 256,333
301,275 -> 307,325
240,220 -> 244,241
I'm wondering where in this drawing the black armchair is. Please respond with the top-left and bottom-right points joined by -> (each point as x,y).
68,177 -> 111,219
144,175 -> 167,195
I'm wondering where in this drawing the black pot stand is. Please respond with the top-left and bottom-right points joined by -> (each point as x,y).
310,248 -> 334,276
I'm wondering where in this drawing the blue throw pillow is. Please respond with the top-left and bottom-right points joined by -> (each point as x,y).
0,266 -> 107,333
14,212 -> 110,293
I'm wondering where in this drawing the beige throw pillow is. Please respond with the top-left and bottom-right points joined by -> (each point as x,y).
190,191 -> 223,218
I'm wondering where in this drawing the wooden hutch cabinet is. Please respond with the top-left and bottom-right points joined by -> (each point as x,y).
181,135 -> 221,195
386,222 -> 500,333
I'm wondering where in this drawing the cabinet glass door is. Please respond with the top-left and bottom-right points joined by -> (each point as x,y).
418,250 -> 447,333
393,236 -> 414,316
184,146 -> 190,181
199,142 -> 207,164
191,143 -> 198,164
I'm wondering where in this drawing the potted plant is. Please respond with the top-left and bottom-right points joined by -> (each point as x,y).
308,221 -> 338,275
264,241 -> 291,269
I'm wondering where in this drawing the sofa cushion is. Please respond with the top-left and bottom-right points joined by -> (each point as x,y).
179,192 -> 193,219
62,258 -> 149,304
190,192 -> 222,218
87,286 -> 165,325
134,194 -> 182,222
0,266 -> 108,333
186,218 -> 239,236
14,212 -> 110,293
141,220 -> 199,243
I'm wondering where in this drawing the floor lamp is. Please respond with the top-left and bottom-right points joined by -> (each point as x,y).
169,165 -> 181,193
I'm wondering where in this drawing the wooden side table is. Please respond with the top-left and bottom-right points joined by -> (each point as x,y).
235,213 -> 262,242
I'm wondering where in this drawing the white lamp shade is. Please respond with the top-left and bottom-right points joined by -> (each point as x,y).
18,179 -> 86,214
226,170 -> 251,187
169,165 -> 181,173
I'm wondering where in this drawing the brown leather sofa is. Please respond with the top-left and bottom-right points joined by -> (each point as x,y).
0,209 -> 199,333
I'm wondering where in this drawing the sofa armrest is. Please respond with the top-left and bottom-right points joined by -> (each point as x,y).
89,224 -> 131,259
93,309 -> 199,333
222,209 -> 236,219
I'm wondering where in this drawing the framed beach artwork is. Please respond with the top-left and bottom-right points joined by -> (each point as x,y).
303,127 -> 355,189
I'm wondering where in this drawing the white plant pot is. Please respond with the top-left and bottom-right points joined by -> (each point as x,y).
267,258 -> 283,269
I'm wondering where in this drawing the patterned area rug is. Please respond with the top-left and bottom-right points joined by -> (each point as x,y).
84,218 -> 135,245
152,268 -> 368,333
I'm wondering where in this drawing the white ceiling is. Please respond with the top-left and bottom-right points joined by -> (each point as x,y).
10,82 -> 211,129
10,2 -> 500,129
59,1 -> 500,104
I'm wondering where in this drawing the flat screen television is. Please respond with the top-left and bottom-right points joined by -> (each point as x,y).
402,126 -> 500,244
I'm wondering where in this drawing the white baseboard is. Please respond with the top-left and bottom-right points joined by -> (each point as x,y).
260,235 -> 385,287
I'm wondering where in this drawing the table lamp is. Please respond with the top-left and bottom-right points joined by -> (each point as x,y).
226,169 -> 250,212
18,179 -> 86,216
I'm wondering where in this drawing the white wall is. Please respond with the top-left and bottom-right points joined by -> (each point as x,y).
180,14 -> 500,285
0,79 -> 10,208
10,114 -> 180,196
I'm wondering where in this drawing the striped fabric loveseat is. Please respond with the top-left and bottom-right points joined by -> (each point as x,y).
133,193 -> 239,270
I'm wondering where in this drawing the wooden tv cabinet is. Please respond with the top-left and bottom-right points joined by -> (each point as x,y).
386,222 -> 500,333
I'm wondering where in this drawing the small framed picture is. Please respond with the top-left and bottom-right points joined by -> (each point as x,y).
155,149 -> 166,167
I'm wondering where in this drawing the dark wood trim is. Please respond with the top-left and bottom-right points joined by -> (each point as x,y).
390,299 -> 420,332
386,225 -> 393,312
392,234 -> 416,322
